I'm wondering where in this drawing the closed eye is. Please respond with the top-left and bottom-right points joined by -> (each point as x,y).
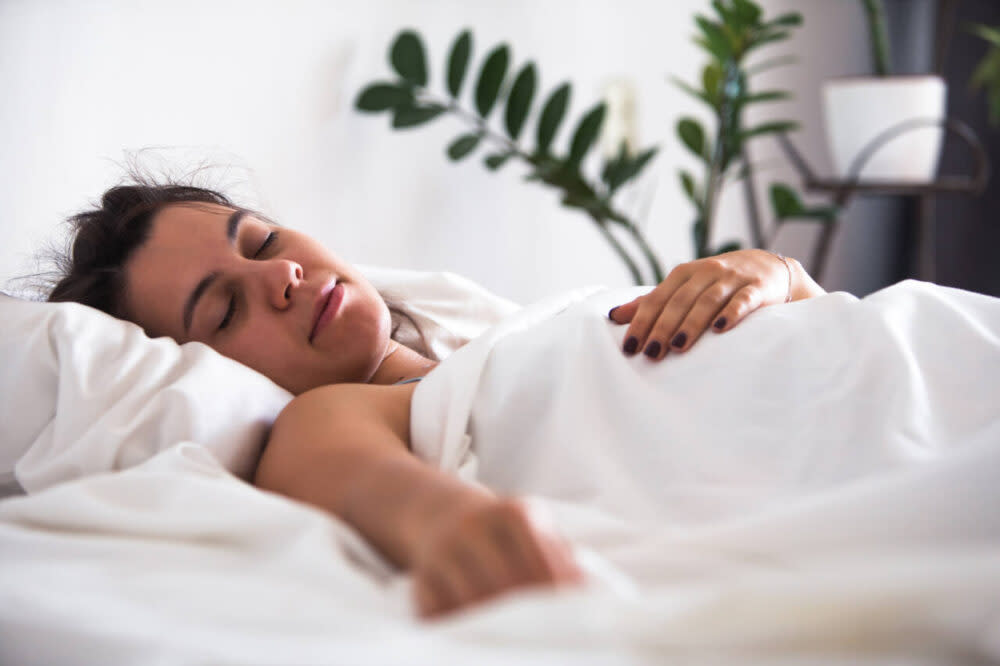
218,295 -> 236,330
216,231 -> 278,332
253,231 -> 278,258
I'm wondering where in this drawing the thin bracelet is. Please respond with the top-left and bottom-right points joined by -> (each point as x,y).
769,251 -> 793,303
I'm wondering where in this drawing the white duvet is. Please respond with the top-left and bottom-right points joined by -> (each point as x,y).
2,280 -> 999,664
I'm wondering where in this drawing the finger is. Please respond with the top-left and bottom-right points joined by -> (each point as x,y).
639,276 -> 715,360
516,500 -> 583,583
617,266 -> 692,348
666,280 -> 745,353
486,503 -> 563,586
413,568 -> 456,619
711,283 -> 767,333
455,539 -> 519,604
534,533 -> 583,585
607,297 -> 640,324
486,519 -> 548,586
446,544 -> 495,606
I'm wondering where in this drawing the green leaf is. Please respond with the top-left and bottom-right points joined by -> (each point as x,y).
732,0 -> 763,26
446,30 -> 472,98
711,0 -> 737,29
484,152 -> 514,170
715,240 -> 742,254
391,104 -> 446,129
770,183 -> 838,223
524,158 -> 562,182
671,76 -> 714,108
970,50 -> 1000,90
968,23 -> 1000,47
535,83 -> 571,155
702,63 -> 723,105
355,83 -> 413,112
505,63 -> 536,141
446,133 -> 481,160
770,183 -> 801,219
739,120 -> 798,141
745,54 -> 797,76
601,143 -> 628,190
745,29 -> 792,54
764,12 -> 802,28
625,147 -> 658,181
679,169 -> 699,206
390,30 -> 427,87
475,44 -> 510,117
567,103 -> 606,169
695,16 -> 732,61
802,206 -> 839,222
605,146 -> 658,192
677,117 -> 706,159
741,90 -> 790,104
561,192 -> 601,214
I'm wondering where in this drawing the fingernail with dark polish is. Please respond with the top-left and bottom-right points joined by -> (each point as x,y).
714,317 -> 727,330
623,336 -> 638,354
607,306 -> 619,320
644,341 -> 661,358
671,332 -> 687,349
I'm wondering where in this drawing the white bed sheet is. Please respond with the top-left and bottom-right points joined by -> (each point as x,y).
2,280 -> 999,664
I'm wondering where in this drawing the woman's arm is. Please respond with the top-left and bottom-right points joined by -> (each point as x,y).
608,249 -> 825,360
253,384 -> 581,618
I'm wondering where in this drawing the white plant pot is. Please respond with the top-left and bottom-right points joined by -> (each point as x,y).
822,75 -> 947,182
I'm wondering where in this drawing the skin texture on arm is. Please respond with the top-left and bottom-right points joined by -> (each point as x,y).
252,383 -> 582,618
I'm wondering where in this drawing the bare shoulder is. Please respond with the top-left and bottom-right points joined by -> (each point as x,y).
275,381 -> 418,449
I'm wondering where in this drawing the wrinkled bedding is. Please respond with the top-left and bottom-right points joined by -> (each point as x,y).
2,280 -> 999,664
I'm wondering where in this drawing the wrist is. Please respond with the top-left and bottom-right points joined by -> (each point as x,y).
786,256 -> 826,300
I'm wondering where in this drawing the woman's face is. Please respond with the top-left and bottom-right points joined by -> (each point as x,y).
124,202 -> 392,394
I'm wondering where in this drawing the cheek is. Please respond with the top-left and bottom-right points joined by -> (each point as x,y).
217,323 -> 296,375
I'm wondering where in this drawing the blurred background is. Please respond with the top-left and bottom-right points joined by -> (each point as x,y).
1,0 -> 997,304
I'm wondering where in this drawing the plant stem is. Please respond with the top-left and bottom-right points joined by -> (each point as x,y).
700,129 -> 726,258
604,209 -> 665,283
862,0 -> 891,76
738,147 -> 764,248
587,213 -> 643,284
435,96 -> 538,164
423,91 -> 663,285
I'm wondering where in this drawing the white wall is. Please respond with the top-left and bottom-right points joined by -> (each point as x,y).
0,0 -> 887,304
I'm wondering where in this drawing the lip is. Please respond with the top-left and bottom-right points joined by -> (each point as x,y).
309,280 -> 344,343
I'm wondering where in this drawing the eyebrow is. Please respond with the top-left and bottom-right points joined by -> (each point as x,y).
182,209 -> 247,334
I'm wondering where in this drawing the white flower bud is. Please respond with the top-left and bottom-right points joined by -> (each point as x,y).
600,78 -> 639,160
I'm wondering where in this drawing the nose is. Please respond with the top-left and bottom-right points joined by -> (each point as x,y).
258,258 -> 304,310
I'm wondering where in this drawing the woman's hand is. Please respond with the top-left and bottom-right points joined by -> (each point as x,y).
411,497 -> 583,619
608,249 -> 824,360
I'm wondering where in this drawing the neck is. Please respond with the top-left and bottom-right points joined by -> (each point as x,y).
368,340 -> 437,385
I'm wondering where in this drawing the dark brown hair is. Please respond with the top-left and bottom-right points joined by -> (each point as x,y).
47,178 -> 432,357
48,183 -> 235,318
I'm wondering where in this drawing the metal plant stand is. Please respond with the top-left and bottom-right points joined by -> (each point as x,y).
777,117 -> 990,283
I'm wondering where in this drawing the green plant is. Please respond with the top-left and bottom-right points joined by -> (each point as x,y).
355,30 -> 664,285
969,23 -> 1000,127
861,0 -> 892,76
673,0 -> 834,260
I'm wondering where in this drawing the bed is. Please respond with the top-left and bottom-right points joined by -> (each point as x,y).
1,269 -> 998,665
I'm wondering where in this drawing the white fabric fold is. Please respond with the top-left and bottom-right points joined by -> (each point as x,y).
411,280 -> 1000,527
3,279 -> 999,663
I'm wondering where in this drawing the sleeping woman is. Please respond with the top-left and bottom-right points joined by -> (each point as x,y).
50,181 -> 985,620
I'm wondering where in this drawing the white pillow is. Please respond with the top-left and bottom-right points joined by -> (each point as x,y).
0,269 -> 520,497
359,265 -> 522,360
0,294 -> 294,497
